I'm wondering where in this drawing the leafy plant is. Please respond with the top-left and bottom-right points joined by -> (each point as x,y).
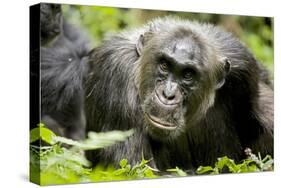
88,158 -> 158,182
196,150 -> 274,175
30,124 -> 158,185
30,125 -> 273,185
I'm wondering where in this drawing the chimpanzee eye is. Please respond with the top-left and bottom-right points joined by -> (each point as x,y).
159,61 -> 169,72
51,4 -> 61,13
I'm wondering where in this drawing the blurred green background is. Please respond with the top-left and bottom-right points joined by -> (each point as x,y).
62,5 -> 274,76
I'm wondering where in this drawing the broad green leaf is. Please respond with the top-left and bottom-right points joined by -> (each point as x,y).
54,130 -> 134,150
30,123 -> 56,144
216,157 -> 230,170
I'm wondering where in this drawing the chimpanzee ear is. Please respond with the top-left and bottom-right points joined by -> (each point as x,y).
136,31 -> 154,57
136,34 -> 145,56
216,57 -> 231,89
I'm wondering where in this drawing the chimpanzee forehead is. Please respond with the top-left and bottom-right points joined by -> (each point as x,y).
160,36 -> 203,64
174,37 -> 201,56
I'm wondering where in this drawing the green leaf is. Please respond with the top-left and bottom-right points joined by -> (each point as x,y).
114,168 -> 127,176
196,166 -> 214,174
215,156 -> 239,172
54,130 -> 134,150
54,136 -> 84,147
262,159 -> 274,170
262,155 -> 273,163
176,169 -> 187,176
144,168 -> 157,178
32,125 -> 134,150
248,164 -> 259,172
167,167 -> 187,176
119,159 -> 128,168
216,157 -> 230,170
40,148 -> 91,172
125,164 -> 131,172
30,123 -> 56,144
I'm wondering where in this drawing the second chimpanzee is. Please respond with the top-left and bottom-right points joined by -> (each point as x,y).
40,3 -> 91,140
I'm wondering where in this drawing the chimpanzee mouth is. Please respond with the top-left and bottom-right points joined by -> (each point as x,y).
145,113 -> 177,130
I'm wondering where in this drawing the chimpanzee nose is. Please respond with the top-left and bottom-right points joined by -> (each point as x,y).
156,81 -> 181,105
163,81 -> 177,100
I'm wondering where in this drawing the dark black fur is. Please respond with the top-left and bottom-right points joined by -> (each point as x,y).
85,17 -> 273,171
40,3 -> 91,140
40,3 -> 62,46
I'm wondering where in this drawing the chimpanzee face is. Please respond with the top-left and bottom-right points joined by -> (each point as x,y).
136,28 -> 230,140
40,4 -> 62,45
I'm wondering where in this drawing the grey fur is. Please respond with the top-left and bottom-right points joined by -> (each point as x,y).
40,3 -> 91,140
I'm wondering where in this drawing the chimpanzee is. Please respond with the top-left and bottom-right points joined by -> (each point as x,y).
85,17 -> 273,171
40,3 -> 91,140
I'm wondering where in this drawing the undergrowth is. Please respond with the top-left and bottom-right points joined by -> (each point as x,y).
30,124 -> 273,185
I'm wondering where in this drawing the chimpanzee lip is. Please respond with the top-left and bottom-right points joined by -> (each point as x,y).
145,113 -> 177,130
